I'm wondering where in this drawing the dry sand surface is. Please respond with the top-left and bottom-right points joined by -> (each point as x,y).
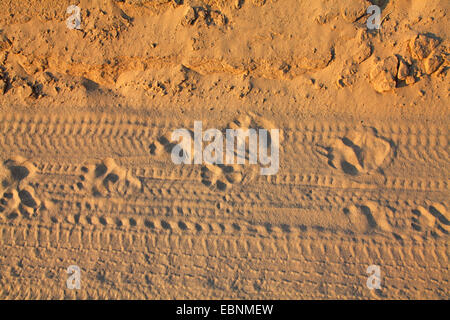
0,0 -> 448,299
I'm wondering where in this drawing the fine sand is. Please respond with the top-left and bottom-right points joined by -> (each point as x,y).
0,0 -> 448,299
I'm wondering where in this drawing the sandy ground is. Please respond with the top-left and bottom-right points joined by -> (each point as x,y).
0,0 -> 448,299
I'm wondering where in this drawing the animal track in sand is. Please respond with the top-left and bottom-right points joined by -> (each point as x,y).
149,113 -> 278,191
318,127 -> 394,177
0,156 -> 42,219
226,112 -> 282,160
199,113 -> 279,191
73,158 -> 141,197
411,204 -> 449,237
149,134 -> 179,158
343,201 -> 395,235
200,163 -> 245,191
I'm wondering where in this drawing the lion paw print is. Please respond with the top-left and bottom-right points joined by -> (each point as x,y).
411,204 -> 449,237
200,164 -> 246,191
74,158 -> 141,197
199,113 -> 278,190
319,127 -> 393,176
0,156 -> 41,220
227,113 -> 282,156
343,201 -> 395,235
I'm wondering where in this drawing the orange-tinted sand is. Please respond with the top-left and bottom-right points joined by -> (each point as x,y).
0,0 -> 448,299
